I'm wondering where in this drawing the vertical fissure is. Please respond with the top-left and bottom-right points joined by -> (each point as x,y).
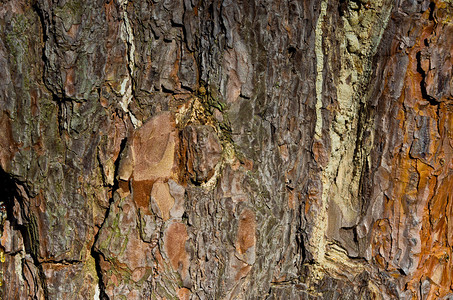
91,136 -> 128,300
0,169 -> 48,299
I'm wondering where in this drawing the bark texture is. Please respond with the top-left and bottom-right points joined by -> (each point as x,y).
0,0 -> 453,299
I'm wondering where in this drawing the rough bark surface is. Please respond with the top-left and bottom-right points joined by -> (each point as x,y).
0,0 -> 452,299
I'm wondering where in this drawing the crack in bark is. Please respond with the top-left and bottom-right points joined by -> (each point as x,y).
416,51 -> 440,106
31,2 -> 49,90
40,259 -> 82,265
0,168 -> 49,299
90,136 -> 128,300
90,249 -> 109,300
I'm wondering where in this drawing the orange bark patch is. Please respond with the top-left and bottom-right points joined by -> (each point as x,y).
131,267 -> 146,282
124,235 -> 148,270
0,112 -> 18,170
131,180 -> 154,212
369,4 -> 453,297
164,222 -> 189,278
312,140 -> 328,167
236,209 -> 256,254
0,220 -> 12,251
150,180 -> 174,221
66,24 -> 80,39
118,180 -> 130,195
288,191 -> 295,210
64,67 -> 76,97
234,263 -> 252,281
132,112 -> 176,181
127,290 -> 139,299
177,287 -> 191,300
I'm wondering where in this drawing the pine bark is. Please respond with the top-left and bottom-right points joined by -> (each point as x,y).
0,0 -> 452,299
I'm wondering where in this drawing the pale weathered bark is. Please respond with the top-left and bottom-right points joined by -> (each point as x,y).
0,0 -> 452,299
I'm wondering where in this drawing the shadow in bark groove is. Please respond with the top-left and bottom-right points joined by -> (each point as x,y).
0,168 -> 49,299
90,136 -> 128,300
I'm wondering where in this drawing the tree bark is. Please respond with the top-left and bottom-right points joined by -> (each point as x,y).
0,0 -> 452,299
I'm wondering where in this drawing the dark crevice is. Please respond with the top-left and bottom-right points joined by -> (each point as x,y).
90,212 -> 110,300
55,94 -> 69,137
416,51 -> 440,106
90,209 -> 110,300
287,46 -> 297,59
296,227 -> 306,264
90,137 -> 128,300
31,2 -> 48,87
97,137 -> 127,188
32,1 -> 64,101
90,249 -> 109,300
354,99 -> 374,212
0,169 -> 49,299
358,157 -> 371,214
189,179 -> 203,186
170,20 -> 184,28
90,203 -> 115,300
428,2 -> 436,22
161,85 -> 175,94
397,268 -> 406,276
40,259 -> 82,265
338,0 -> 348,17
266,285 -> 273,298
115,138 -> 128,179
341,225 -> 359,245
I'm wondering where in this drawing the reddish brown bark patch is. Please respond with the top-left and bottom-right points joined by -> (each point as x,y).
118,180 -> 130,194
132,112 -> 176,181
0,112 -> 18,171
164,222 -> 189,278
177,287 -> 191,300
131,180 -> 154,212
236,208 -> 256,254
312,140 -> 328,167
150,180 -> 174,221
234,262 -> 252,281
64,67 -> 76,97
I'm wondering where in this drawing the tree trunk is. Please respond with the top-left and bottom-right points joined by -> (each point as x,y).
1,0 -> 452,298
